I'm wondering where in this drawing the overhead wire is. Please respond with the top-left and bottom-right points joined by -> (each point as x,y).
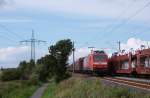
0,23 -> 25,40
0,33 -> 19,47
85,0 -> 150,52
83,0 -> 137,49
101,0 -> 150,42
0,32 -> 17,42
89,0 -> 137,44
102,0 -> 137,35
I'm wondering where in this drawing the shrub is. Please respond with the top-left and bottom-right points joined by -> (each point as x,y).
29,73 -> 39,85
1,68 -> 21,81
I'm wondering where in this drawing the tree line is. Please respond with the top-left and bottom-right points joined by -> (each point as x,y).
0,39 -> 73,83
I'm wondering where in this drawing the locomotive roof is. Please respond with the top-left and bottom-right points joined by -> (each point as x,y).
77,50 -> 107,60
94,50 -> 105,53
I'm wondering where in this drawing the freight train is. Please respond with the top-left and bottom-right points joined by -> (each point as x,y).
109,48 -> 150,76
69,48 -> 150,76
69,50 -> 109,74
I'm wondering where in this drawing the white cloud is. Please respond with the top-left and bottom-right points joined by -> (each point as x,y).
121,37 -> 150,51
0,46 -> 28,60
0,46 -> 29,68
0,46 -> 46,68
2,0 -> 150,22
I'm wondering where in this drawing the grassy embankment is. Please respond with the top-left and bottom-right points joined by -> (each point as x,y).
42,76 -> 150,98
0,80 -> 39,98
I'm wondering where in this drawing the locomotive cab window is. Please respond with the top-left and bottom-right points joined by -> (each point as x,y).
93,55 -> 107,62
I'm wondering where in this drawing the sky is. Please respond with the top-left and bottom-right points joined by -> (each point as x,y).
0,0 -> 150,68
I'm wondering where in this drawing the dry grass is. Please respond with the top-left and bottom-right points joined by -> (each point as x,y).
0,80 -> 38,98
42,76 -> 150,98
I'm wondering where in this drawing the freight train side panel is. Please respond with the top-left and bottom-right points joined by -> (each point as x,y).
78,58 -> 84,71
110,54 -> 133,74
74,57 -> 84,71
136,67 -> 150,75
136,56 -> 150,75
110,49 -> 150,75
136,50 -> 150,75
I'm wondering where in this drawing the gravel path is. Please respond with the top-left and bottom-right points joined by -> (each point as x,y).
30,83 -> 48,98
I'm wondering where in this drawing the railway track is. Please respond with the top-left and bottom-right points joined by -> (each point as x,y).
103,77 -> 150,91
72,73 -> 150,92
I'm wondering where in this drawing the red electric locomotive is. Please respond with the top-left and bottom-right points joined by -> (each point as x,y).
82,50 -> 108,74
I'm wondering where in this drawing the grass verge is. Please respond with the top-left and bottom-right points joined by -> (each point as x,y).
0,80 -> 39,98
42,76 -> 150,98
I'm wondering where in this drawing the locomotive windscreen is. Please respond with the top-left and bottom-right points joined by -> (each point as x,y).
94,55 -> 107,62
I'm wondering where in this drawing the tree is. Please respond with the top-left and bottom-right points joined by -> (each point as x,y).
49,39 -> 73,82
18,60 -> 35,80
14,39 -> 73,83
36,55 -> 57,82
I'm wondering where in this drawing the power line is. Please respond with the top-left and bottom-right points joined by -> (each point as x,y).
89,0 -> 150,47
102,1 -> 150,42
0,32 -> 17,42
82,0 -> 137,48
102,0 -> 137,35
20,30 -> 46,62
0,24 -> 25,40
107,1 -> 150,34
108,1 -> 150,50
73,1 -> 150,53
85,0 -> 150,54
129,25 -> 150,38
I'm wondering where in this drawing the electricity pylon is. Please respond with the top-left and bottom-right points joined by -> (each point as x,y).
20,30 -> 46,62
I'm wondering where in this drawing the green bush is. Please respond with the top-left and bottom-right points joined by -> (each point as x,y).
1,69 -> 21,81
18,60 -> 35,80
29,73 -> 40,85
